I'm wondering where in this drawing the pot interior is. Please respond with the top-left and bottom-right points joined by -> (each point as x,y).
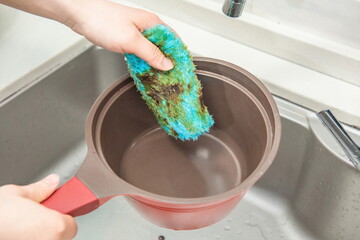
98,73 -> 270,198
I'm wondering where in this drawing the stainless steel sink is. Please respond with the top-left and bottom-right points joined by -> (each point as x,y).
1,46 -> 359,240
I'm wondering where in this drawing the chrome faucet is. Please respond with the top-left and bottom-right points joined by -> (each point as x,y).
222,0 -> 247,18
317,110 -> 360,171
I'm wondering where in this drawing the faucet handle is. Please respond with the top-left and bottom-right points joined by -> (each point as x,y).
316,110 -> 360,171
222,0 -> 247,18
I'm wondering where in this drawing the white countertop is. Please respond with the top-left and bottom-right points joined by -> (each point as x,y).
1,1 -> 359,127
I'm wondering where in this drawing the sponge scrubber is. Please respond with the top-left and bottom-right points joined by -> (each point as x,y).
125,25 -> 214,140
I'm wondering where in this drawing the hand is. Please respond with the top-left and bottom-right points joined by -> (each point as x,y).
0,174 -> 77,240
65,0 -> 174,71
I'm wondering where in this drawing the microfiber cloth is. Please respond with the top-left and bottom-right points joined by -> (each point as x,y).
125,24 -> 214,141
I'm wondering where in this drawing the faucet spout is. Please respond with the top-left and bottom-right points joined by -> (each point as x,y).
317,110 -> 360,171
222,0 -> 246,18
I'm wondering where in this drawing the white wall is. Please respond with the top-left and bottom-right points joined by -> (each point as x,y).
217,0 -> 360,49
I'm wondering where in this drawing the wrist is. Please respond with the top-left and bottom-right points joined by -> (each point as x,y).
54,0 -> 83,27
59,0 -> 104,29
34,0 -> 78,25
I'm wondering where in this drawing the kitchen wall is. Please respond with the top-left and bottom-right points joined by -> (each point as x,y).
217,0 -> 360,49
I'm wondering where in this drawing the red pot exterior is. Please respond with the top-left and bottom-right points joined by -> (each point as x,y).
127,191 -> 246,230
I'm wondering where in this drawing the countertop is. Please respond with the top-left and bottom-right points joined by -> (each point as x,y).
1,0 -> 359,127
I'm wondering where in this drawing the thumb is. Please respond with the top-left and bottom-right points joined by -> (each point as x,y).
128,32 -> 174,71
19,174 -> 59,203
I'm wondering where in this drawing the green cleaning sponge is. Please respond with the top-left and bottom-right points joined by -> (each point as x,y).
125,25 -> 214,141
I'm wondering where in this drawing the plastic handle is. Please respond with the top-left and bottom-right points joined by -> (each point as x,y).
41,177 -> 99,217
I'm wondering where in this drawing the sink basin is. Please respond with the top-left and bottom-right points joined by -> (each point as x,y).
1,46 -> 359,240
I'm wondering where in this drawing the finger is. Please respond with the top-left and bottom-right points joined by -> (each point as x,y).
132,12 -> 180,38
128,32 -> 174,71
43,213 -> 78,240
60,215 -> 78,240
19,174 -> 59,202
132,9 -> 167,32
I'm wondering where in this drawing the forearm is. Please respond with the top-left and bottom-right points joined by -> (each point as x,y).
0,0 -> 76,25
1,0 -> 174,71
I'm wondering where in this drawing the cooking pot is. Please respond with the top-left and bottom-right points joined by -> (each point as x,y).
42,57 -> 281,230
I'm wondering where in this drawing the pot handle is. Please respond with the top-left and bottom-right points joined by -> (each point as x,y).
41,177 -> 99,217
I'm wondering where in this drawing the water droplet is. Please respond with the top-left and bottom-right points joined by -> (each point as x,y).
227,217 -> 233,222
224,226 -> 231,231
158,236 -> 165,240
280,233 -> 284,238
216,235 -> 220,239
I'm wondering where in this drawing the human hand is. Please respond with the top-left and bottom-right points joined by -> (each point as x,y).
64,0 -> 174,71
0,174 -> 77,240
